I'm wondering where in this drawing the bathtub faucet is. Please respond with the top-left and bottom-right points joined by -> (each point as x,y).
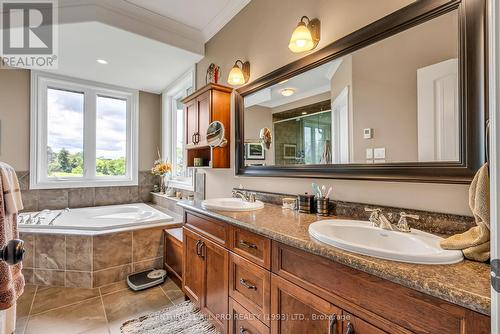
49,208 -> 70,226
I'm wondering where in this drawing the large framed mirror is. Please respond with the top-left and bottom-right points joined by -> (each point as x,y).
235,0 -> 486,183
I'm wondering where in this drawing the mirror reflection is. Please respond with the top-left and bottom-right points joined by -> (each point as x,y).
244,10 -> 459,166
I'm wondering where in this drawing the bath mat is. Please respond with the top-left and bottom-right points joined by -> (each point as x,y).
120,301 -> 219,334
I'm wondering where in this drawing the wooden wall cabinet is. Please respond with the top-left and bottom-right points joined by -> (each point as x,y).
181,83 -> 232,168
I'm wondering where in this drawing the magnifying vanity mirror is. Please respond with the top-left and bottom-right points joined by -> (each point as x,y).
235,0 -> 487,183
207,121 -> 228,148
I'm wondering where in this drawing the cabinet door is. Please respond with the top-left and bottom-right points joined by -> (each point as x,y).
342,313 -> 387,334
201,236 -> 229,333
271,275 -> 341,334
197,91 -> 211,146
185,99 -> 198,145
182,228 -> 203,305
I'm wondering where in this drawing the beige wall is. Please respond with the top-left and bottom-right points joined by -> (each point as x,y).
0,69 -> 161,172
138,91 -> 162,170
197,0 -> 472,216
351,10 -> 458,162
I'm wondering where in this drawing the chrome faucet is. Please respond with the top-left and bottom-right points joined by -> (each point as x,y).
232,189 -> 256,203
49,208 -> 70,226
365,208 -> 393,230
365,208 -> 419,233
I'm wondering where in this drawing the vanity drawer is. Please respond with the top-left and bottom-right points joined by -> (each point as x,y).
229,298 -> 270,334
184,211 -> 229,247
230,226 -> 271,269
229,253 -> 271,327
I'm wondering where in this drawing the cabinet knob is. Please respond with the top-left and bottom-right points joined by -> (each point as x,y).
239,278 -> 257,290
328,314 -> 337,334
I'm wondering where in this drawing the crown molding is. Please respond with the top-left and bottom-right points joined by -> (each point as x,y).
202,0 -> 251,42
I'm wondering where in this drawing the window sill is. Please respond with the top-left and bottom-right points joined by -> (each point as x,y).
167,179 -> 194,192
30,179 -> 138,189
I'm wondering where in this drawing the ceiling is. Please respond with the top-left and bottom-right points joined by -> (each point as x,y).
125,0 -> 251,41
245,59 -> 343,109
42,21 -> 203,93
31,0 -> 251,92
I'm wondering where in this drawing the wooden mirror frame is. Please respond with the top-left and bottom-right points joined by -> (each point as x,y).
235,0 -> 487,184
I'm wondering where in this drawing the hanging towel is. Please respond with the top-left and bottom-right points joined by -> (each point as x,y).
0,162 -> 24,310
440,163 -> 490,261
0,162 -> 23,214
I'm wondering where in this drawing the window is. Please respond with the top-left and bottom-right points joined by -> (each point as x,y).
162,68 -> 195,190
30,72 -> 138,189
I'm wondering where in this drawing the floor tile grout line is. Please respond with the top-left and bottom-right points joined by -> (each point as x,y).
22,285 -> 39,334
28,295 -> 102,317
98,286 -> 111,334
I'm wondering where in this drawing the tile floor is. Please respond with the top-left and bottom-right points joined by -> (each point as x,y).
16,278 -> 185,334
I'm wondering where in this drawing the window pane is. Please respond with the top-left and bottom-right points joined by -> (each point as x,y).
96,96 -> 127,176
175,99 -> 184,177
47,88 -> 84,177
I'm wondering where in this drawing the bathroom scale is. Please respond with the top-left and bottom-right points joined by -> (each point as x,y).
127,269 -> 167,291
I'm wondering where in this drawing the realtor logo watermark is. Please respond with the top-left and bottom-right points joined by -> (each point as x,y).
0,0 -> 58,69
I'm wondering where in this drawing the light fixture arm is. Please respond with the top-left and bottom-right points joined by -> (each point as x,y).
300,16 -> 310,24
234,59 -> 250,83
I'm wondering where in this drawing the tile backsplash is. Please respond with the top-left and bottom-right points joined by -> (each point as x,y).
16,171 -> 159,211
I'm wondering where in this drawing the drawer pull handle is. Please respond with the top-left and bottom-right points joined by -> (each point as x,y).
239,278 -> 257,290
345,321 -> 354,334
239,327 -> 248,334
199,241 -> 205,259
239,240 -> 257,249
328,314 -> 337,334
195,240 -> 201,256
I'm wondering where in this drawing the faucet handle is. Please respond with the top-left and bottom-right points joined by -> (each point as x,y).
365,207 -> 381,212
396,212 -> 419,232
400,212 -> 419,220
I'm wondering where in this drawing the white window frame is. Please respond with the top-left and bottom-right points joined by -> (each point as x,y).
162,67 -> 196,191
30,71 -> 139,189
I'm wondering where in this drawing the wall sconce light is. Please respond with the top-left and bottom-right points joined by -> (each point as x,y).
288,16 -> 321,53
227,60 -> 250,86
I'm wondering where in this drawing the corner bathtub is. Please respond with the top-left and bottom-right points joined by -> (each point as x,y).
18,203 -> 181,288
18,203 -> 175,233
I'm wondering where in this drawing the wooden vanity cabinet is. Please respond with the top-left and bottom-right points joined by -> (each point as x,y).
182,210 -> 490,334
182,228 -> 204,305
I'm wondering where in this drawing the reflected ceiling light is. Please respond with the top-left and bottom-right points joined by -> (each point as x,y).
288,16 -> 321,53
278,79 -> 289,84
96,59 -> 108,64
301,112 -> 307,115
281,88 -> 295,97
227,60 -> 250,86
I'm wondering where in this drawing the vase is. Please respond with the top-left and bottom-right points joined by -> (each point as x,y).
159,175 -> 166,194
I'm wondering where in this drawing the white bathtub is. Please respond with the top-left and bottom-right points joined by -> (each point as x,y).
18,203 -> 174,233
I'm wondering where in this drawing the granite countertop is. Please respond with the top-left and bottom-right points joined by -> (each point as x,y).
178,200 -> 491,316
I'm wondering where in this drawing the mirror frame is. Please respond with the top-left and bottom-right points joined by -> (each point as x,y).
235,0 -> 487,184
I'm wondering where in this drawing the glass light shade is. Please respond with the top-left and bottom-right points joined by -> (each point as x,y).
227,65 -> 245,85
288,22 -> 314,53
281,88 -> 295,97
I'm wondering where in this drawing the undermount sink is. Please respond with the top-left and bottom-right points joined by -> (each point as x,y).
309,219 -> 463,265
201,198 -> 264,212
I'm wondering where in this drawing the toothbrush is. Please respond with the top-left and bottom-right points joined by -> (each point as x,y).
325,186 -> 332,198
321,185 -> 326,198
312,183 -> 322,197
